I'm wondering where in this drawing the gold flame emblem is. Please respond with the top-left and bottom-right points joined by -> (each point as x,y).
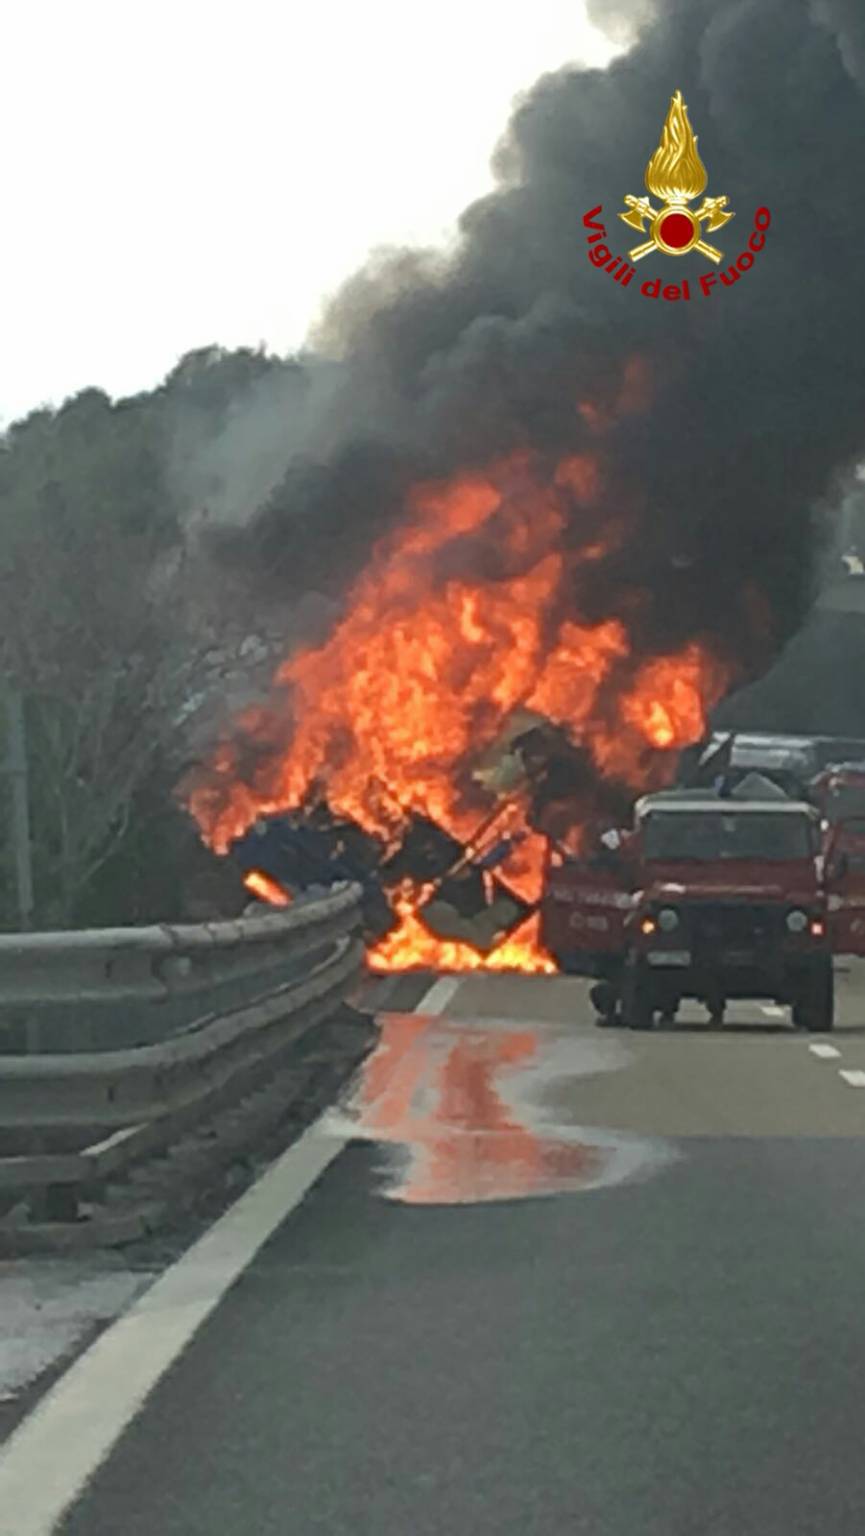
620,90 -> 733,263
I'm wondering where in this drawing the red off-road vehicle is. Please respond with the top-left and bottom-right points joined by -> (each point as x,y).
541,793 -> 836,1032
809,764 -> 865,961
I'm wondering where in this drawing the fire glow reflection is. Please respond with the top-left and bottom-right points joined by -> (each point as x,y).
327,1011 -> 672,1206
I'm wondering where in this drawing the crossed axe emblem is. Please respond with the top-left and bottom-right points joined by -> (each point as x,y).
620,194 -> 734,264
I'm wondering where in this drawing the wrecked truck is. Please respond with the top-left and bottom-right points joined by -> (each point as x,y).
541,791 -> 837,1032
229,804 -> 533,950
227,719 -> 598,953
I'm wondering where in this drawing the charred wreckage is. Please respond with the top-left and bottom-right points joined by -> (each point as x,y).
229,715 -> 615,953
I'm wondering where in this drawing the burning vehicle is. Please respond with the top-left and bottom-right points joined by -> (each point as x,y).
184,4 -> 865,974
188,460 -> 721,972
541,789 -> 835,1032
231,808 -> 395,938
225,718 -> 631,961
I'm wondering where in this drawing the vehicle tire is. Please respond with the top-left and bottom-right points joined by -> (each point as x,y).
797,958 -> 835,1034
590,981 -> 621,1028
622,962 -> 655,1031
596,1005 -> 624,1029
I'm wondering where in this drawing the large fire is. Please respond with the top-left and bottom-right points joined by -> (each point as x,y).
371,893 -> 557,975
190,404 -> 729,971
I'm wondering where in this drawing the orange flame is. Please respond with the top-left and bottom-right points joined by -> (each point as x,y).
368,896 -> 556,974
243,869 -> 291,907
190,381 -> 731,971
593,647 -> 729,781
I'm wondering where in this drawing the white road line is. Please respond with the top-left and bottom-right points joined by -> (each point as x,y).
760,1005 -> 786,1018
416,976 -> 462,1015
0,1120 -> 346,1536
809,1043 -> 841,1059
839,1069 -> 865,1088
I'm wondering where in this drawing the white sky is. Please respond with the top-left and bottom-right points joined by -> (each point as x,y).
0,2 -> 618,428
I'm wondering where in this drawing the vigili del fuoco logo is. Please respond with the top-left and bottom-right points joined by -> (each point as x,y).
584,90 -> 770,301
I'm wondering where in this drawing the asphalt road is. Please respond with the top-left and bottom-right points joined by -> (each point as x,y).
20,967 -> 865,1534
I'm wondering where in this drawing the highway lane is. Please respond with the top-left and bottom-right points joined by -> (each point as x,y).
11,965 -> 865,1534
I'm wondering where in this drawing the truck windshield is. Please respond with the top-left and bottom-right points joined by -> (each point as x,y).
643,811 -> 814,861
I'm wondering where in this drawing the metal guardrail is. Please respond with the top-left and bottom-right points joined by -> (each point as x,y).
0,881 -> 362,1006
0,884 -> 367,1242
0,882 -> 363,1053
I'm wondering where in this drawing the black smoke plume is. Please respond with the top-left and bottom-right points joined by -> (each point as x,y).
213,0 -> 865,729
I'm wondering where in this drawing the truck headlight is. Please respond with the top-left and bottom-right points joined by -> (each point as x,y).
658,907 -> 680,932
786,909 -> 808,933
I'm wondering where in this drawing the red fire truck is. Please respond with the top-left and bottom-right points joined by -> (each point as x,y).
810,762 -> 865,962
540,791 -> 837,1032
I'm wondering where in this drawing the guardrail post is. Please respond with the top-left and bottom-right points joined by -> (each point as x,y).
3,680 -> 34,931
23,1013 -> 81,1225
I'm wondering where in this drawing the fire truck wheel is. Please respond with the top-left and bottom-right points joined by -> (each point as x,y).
622,963 -> 655,1031
796,958 -> 835,1034
595,1007 -> 624,1028
590,981 -> 620,1026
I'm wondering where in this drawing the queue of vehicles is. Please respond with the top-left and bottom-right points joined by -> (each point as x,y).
540,732 -> 865,1033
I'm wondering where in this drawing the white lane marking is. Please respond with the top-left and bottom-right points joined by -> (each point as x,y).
0,1120 -> 346,1536
809,1043 -> 841,1059
416,976 -> 462,1015
840,1070 -> 865,1088
760,1005 -> 786,1018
